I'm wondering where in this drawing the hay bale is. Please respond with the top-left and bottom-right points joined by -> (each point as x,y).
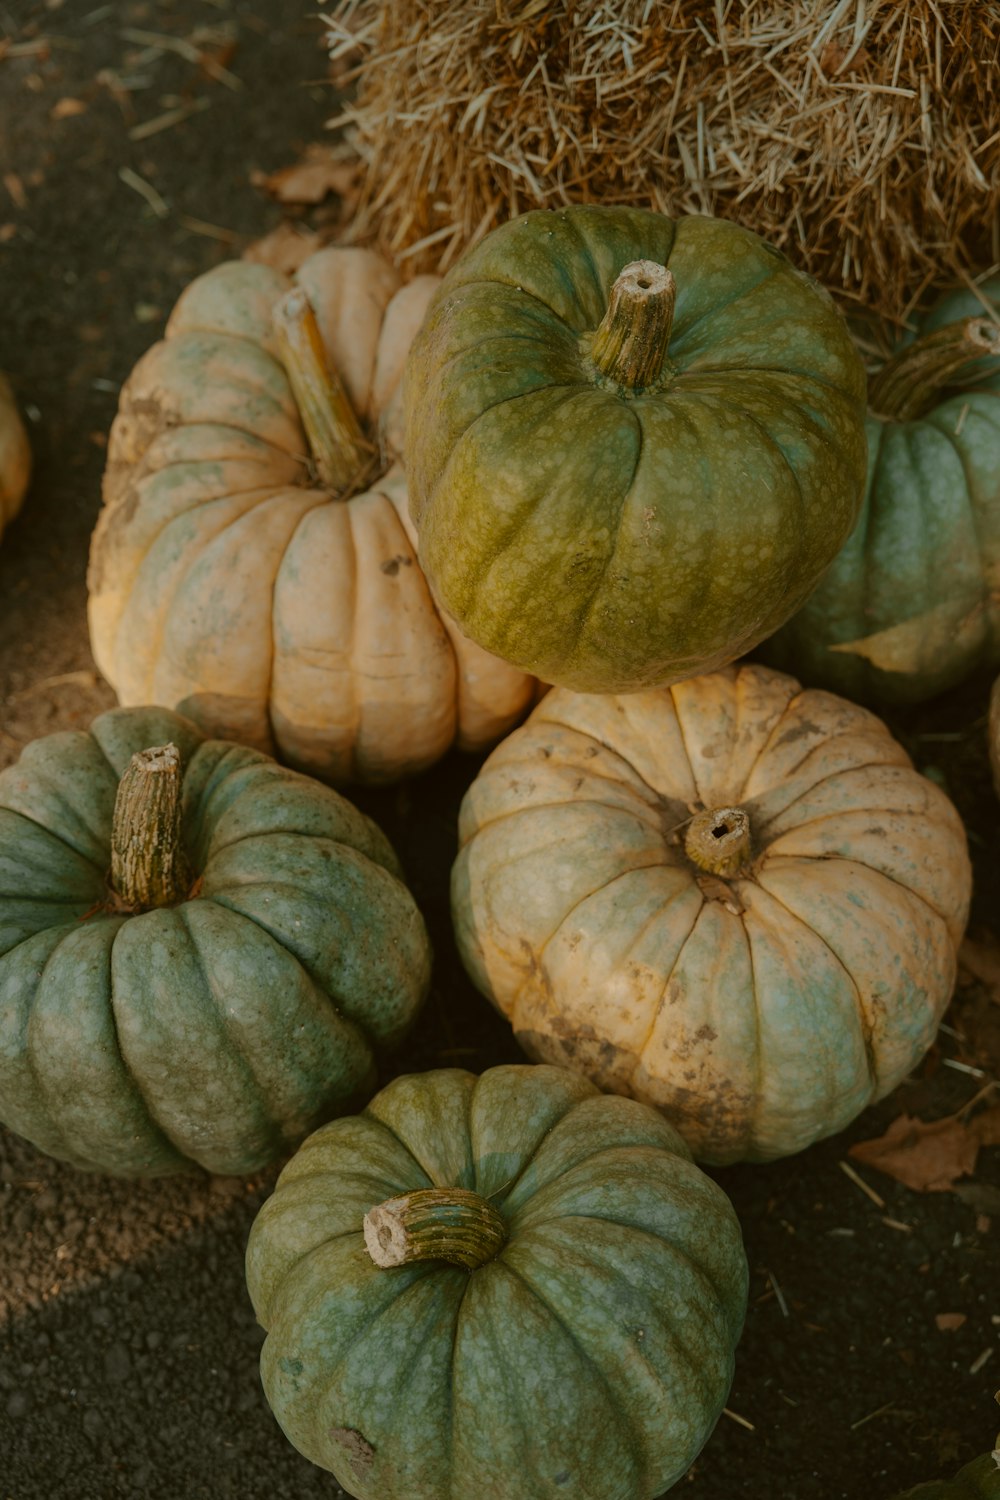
325,0 -> 1000,323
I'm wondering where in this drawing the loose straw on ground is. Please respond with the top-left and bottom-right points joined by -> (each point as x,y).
325,0 -> 1000,324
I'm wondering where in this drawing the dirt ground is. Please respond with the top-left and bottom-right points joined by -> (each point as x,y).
0,4 -> 998,1498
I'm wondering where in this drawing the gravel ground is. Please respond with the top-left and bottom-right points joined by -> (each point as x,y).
0,4 -> 998,1497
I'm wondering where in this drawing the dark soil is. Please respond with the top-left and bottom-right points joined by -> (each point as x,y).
0,5 -> 998,1498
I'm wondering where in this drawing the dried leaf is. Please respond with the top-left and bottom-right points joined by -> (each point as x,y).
3,173 -> 27,210
242,222 -> 325,275
849,1106 -> 1000,1194
935,1313 -> 968,1332
252,145 -> 361,206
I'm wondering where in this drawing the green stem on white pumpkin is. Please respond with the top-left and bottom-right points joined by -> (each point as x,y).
110,744 -> 190,910
867,315 -> 1000,422
684,807 -> 752,880
589,260 -> 676,390
273,286 -> 377,496
363,1187 -> 507,1270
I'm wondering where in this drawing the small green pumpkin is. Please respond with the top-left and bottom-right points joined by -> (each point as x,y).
890,1454 -> 1000,1499
763,280 -> 1000,703
246,1063 -> 748,1500
0,707 -> 431,1176
405,204 -> 868,693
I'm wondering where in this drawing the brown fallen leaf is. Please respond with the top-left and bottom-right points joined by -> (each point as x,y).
251,144 -> 361,206
849,1103 -> 1000,1194
3,173 -> 27,210
242,221 -> 326,275
935,1313 -> 968,1332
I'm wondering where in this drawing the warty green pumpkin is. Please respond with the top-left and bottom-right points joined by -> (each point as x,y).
404,204 -> 868,693
0,371 -> 30,543
890,1454 -> 1000,1499
0,706 -> 431,1176
87,247 -> 535,786
452,663 -> 971,1163
763,280 -> 1000,702
246,1062 -> 748,1500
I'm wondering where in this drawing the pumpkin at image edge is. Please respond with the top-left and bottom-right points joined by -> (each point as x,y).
0,370 -> 30,543
405,203 -> 868,693
245,1063 -> 748,1500
890,1455 -> 1000,1499
452,663 -> 972,1164
87,246 -> 536,787
0,705 -> 431,1176
763,277 -> 1000,704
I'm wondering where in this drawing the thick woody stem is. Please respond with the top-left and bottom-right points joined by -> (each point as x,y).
868,315 -> 1000,422
110,744 -> 189,910
589,260 -> 676,390
684,807 -> 752,880
273,286 -> 377,495
363,1187 -> 507,1271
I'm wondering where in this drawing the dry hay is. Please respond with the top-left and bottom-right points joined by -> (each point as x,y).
325,0 -> 1000,324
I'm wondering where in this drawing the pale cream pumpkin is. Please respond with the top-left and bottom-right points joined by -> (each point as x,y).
453,664 -> 972,1163
87,248 -> 535,785
0,372 -> 30,542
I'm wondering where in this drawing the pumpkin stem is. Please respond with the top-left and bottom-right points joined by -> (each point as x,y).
110,744 -> 190,910
867,314 -> 1000,422
273,286 -> 378,497
684,807 -> 752,880
363,1187 -> 506,1271
589,260 -> 676,391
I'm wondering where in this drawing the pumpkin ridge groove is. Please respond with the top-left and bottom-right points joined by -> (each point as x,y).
533,859 -> 681,971
746,760 -> 918,833
0,803 -> 109,885
668,675 -> 715,808
174,902 -> 282,1149
514,1208 -> 736,1342
494,1251 -> 652,1491
628,890 -> 713,1088
742,874 -> 878,1093
120,482 -> 307,709
101,916 -> 190,1163
522,719 -> 670,804
570,409 -> 642,654
357,1106 -> 449,1192
921,411 -> 991,633
21,933 -> 82,1165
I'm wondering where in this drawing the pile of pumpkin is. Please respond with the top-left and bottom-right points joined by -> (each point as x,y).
2,206 -> 1000,1500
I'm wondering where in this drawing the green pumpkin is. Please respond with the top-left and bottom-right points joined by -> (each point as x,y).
405,205 -> 868,693
0,706 -> 431,1176
246,1063 -> 748,1500
763,280 -> 1000,703
890,1454 -> 1000,1499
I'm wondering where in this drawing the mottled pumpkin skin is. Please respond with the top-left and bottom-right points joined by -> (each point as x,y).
88,249 -> 535,785
764,280 -> 1000,704
0,371 -> 30,542
452,665 -> 971,1164
891,1455 -> 1000,1499
0,707 -> 432,1176
405,206 -> 868,693
246,1064 -> 747,1500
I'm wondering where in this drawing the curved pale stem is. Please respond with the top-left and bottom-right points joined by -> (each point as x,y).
364,1187 -> 507,1270
868,315 -> 1000,421
273,286 -> 377,495
590,260 -> 676,390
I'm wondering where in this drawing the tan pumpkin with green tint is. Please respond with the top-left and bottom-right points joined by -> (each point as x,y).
764,280 -> 1000,703
0,705 -> 431,1176
0,371 -> 30,542
246,1063 -> 748,1500
87,248 -> 535,786
405,205 -> 868,693
452,664 -> 971,1163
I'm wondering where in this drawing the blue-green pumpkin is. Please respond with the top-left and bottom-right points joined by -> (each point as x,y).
763,281 -> 1000,703
0,706 -> 431,1176
246,1063 -> 748,1500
